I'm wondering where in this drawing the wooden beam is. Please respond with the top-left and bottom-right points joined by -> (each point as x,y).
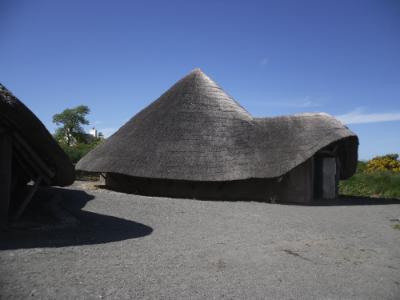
13,176 -> 42,220
12,132 -> 53,184
0,129 -> 12,226
13,131 -> 55,179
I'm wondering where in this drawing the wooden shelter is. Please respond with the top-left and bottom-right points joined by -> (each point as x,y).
0,84 -> 74,224
77,69 -> 358,203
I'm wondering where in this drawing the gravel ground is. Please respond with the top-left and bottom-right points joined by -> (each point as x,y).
1,181 -> 400,299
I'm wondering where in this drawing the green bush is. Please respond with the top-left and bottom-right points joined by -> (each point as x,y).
339,163 -> 400,199
366,154 -> 400,173
355,161 -> 367,174
59,140 -> 102,164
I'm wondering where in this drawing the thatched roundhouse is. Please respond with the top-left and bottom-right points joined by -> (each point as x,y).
0,84 -> 74,223
77,69 -> 358,203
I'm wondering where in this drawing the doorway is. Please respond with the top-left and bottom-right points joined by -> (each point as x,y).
314,156 -> 338,200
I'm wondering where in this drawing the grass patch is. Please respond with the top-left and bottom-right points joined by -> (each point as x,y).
339,171 -> 400,199
393,224 -> 400,230
61,143 -> 99,164
75,169 -> 101,181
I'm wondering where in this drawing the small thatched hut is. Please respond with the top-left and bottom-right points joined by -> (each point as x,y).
77,69 -> 358,203
0,84 -> 74,223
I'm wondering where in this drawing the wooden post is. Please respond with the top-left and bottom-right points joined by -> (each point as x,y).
0,129 -> 12,226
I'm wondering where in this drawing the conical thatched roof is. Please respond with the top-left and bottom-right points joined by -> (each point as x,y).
77,69 -> 358,181
0,84 -> 74,186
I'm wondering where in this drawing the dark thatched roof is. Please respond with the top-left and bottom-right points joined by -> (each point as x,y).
76,69 -> 358,181
0,84 -> 74,186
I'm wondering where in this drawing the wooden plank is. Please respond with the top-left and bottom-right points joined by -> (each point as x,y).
0,130 -> 12,226
322,157 -> 337,199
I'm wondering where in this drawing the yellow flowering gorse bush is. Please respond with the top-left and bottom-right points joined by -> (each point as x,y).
366,154 -> 400,173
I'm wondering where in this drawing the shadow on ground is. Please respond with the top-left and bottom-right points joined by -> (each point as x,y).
95,184 -> 399,206
0,187 -> 153,250
307,195 -> 400,206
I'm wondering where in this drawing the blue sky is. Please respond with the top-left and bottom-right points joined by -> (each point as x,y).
1,0 -> 399,160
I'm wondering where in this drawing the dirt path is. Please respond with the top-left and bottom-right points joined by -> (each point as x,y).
1,181 -> 400,299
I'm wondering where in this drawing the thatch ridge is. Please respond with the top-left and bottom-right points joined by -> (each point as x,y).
76,69 -> 358,181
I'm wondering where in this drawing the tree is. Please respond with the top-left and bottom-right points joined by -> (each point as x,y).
53,105 -> 90,146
